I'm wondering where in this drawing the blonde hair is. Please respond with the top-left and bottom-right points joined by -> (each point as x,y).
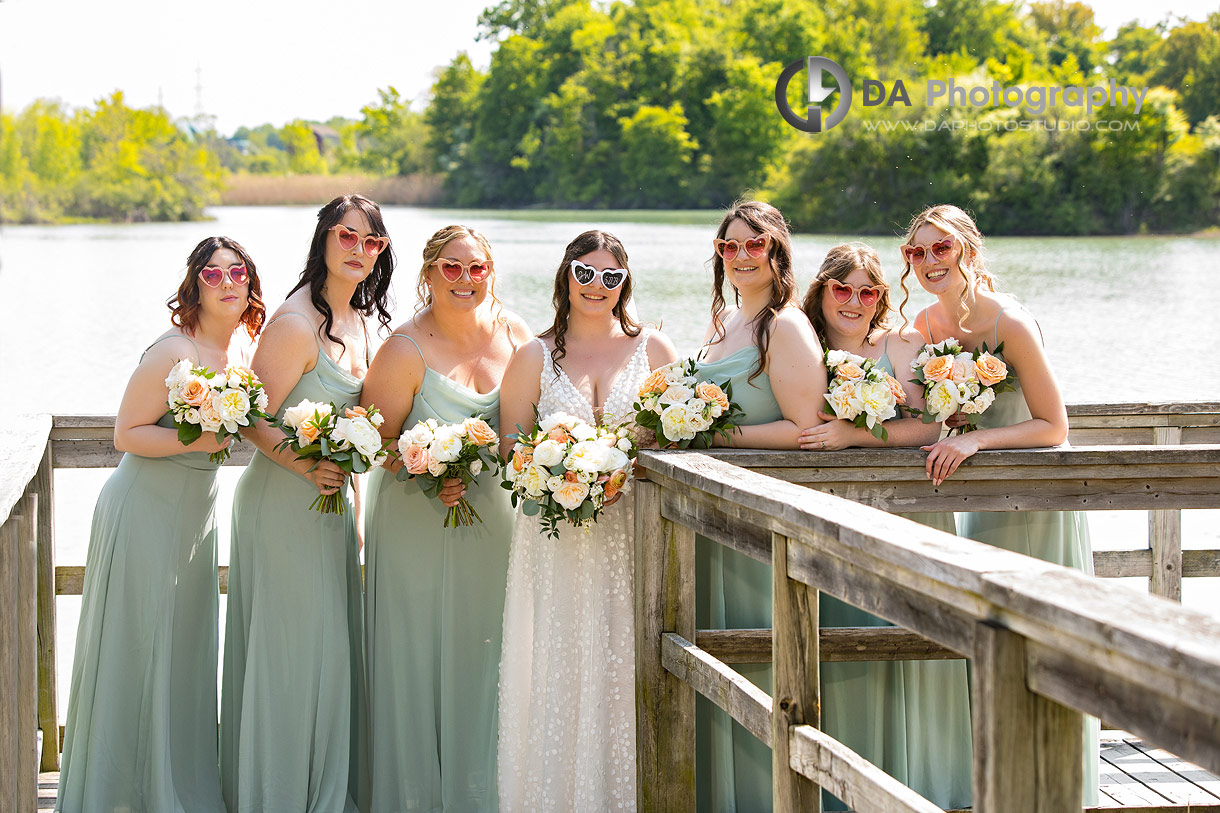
897,204 -> 996,331
415,224 -> 505,323
802,242 -> 892,345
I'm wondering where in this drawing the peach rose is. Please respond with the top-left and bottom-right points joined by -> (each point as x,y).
405,444 -> 431,475
975,353 -> 1008,386
464,418 -> 498,446
695,381 -> 730,410
923,356 -> 954,382
298,419 -> 323,445
548,427 -> 571,443
553,479 -> 591,511
180,379 -> 210,407
836,362 -> 865,381
604,468 -> 629,500
639,368 -> 669,397
345,406 -> 368,419
950,354 -> 976,385
885,375 -> 908,405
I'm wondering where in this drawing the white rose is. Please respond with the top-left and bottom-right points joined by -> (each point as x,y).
603,446 -> 630,473
532,439 -> 565,467
564,440 -> 611,474
369,412 -> 385,428
661,362 -> 688,384
911,350 -> 931,371
539,412 -> 580,433
957,379 -> 981,400
255,389 -> 269,411
404,422 -> 434,447
197,396 -> 223,433
971,388 -> 996,413
428,458 -> 448,477
658,383 -> 695,406
926,380 -> 961,423
826,382 -> 863,420
334,416 -> 383,459
857,380 -> 897,427
551,479 -> 591,511
616,437 -> 633,452
660,403 -> 697,441
825,349 -> 849,369
571,422 -> 597,442
282,399 -> 328,430
546,475 -> 565,493
523,463 -> 549,497
165,359 -> 193,391
431,426 -> 464,463
184,407 -> 201,425
687,405 -> 713,433
469,457 -> 483,477
215,388 -> 253,433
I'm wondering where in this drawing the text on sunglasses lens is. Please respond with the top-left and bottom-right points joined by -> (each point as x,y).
570,260 -> 627,290
331,225 -> 389,256
199,265 -> 249,287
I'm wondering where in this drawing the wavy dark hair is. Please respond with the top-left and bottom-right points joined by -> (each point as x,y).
168,236 -> 265,339
709,200 -> 796,383
539,230 -> 641,369
802,242 -> 892,345
288,194 -> 395,356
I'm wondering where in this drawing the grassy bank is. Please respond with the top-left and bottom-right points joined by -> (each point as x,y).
220,172 -> 444,207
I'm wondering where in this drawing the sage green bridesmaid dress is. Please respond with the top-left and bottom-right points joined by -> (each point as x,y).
953,309 -> 1100,806
57,335 -> 225,813
220,313 -> 368,813
363,334 -> 514,812
693,344 -> 974,811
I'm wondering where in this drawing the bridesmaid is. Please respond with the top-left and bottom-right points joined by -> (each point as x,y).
901,203 -> 1098,805
360,225 -> 532,811
57,237 -> 264,812
694,200 -> 827,811
796,243 -> 972,810
221,194 -> 393,812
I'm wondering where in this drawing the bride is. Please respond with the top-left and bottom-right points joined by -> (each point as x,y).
496,230 -> 677,811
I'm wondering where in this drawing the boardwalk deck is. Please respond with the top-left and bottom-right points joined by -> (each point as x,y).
32,738 -> 1220,810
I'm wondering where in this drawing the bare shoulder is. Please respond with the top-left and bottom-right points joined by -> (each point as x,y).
992,297 -> 1042,349
499,310 -> 535,345
508,334 -> 545,369
139,332 -> 196,371
770,306 -> 818,344
886,324 -> 927,348
644,328 -> 679,368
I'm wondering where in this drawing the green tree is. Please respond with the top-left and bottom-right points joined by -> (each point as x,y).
1148,16 -> 1220,127
426,54 -> 485,174
345,87 -> 430,176
1028,0 -> 1103,74
617,103 -> 697,206
278,120 -> 327,175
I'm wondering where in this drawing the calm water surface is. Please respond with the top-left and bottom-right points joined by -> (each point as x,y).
3,205 -> 1218,716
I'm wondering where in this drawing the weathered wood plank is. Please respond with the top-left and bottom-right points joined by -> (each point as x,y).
51,439 -> 256,468
973,622 -> 1082,813
33,444 -> 58,772
1101,740 -> 1220,804
788,725 -> 940,813
1,415 -> 52,524
1126,739 -> 1220,801
695,627 -> 961,664
660,633 -> 772,747
771,532 -> 820,810
1,498 -> 41,813
634,482 -> 695,812
658,487 -> 771,565
58,565 -> 230,595
1066,402 -> 1220,417
699,444 -> 1220,470
1149,427 -> 1184,602
1092,548 -> 1220,579
1098,750 -> 1174,806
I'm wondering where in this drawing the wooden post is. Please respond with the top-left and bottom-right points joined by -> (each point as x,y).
34,441 -> 59,770
771,532 -> 821,811
1149,426 -> 1183,601
1,494 -> 40,813
973,621 -> 1081,813
635,480 -> 696,811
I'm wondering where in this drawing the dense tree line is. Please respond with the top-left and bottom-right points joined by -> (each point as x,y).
4,0 -> 1220,233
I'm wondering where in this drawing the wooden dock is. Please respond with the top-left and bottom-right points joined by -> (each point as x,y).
31,736 -> 1220,810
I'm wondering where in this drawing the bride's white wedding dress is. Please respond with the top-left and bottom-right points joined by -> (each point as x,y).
497,334 -> 652,812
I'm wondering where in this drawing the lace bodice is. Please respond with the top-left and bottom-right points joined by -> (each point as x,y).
535,333 -> 651,427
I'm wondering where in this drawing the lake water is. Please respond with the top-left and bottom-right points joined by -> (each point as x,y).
3,205 -> 1219,718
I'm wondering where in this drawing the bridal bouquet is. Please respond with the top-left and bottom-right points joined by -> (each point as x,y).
822,349 -> 906,443
396,416 -> 502,527
273,400 -> 390,513
909,338 -> 1017,433
633,358 -> 744,448
502,412 -> 637,539
166,360 -> 270,464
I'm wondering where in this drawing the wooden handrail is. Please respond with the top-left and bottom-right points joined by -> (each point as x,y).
635,449 -> 1220,812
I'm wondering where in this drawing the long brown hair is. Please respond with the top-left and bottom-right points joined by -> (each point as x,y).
802,242 -> 891,345
169,236 -> 265,339
539,230 -> 641,370
897,203 -> 996,331
709,200 -> 796,383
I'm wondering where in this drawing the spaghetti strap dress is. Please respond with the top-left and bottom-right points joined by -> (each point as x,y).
814,346 -> 973,811
363,332 -> 514,812
220,312 -> 368,813
57,335 -> 225,813
692,345 -> 781,812
946,308 -> 1099,805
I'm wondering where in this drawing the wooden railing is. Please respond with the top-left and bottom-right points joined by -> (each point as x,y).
6,403 -> 1220,810
633,441 -> 1220,812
